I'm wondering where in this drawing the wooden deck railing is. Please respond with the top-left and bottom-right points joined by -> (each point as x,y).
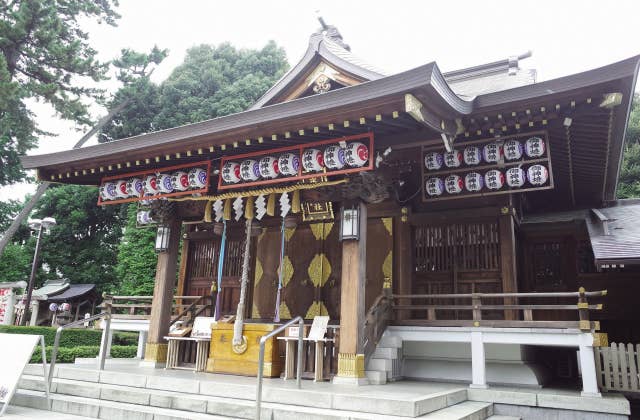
101,295 -> 213,324
392,288 -> 606,330
596,342 -> 640,393
362,290 -> 393,362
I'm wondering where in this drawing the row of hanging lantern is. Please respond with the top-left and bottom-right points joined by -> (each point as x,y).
221,141 -> 369,184
99,167 -> 208,201
425,164 -> 550,196
49,302 -> 71,312
424,137 -> 546,170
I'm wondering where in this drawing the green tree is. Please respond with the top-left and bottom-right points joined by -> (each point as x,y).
0,0 -> 119,184
30,184 -> 126,292
618,94 -> 640,198
100,41 -> 288,295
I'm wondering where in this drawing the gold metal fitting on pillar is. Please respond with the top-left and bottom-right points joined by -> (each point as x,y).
337,353 -> 365,378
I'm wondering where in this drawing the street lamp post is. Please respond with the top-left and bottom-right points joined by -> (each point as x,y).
20,217 -> 56,326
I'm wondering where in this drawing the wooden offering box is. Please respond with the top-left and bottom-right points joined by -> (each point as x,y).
206,323 -> 282,377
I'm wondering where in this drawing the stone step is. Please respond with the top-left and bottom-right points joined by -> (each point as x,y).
21,369 -> 469,417
418,401 -> 493,419
485,416 -> 521,420
14,388 -> 494,420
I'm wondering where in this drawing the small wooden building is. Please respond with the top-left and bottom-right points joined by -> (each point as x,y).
21,24 -> 640,392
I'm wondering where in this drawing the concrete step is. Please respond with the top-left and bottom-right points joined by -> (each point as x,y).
485,416 -> 521,420
419,401 -> 493,419
21,368 -> 469,418
12,389 -> 239,420
13,388 -> 494,420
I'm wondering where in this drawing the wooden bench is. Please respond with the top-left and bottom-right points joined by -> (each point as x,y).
165,317 -> 215,372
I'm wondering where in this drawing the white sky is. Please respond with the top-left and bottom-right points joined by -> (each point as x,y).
1,0 -> 639,200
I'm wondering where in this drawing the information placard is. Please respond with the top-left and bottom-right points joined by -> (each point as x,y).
0,333 -> 49,416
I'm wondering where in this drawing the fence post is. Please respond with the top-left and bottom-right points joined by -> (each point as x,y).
472,294 -> 482,326
577,287 -> 590,331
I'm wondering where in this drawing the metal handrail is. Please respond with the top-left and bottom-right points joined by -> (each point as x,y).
47,311 -> 111,386
255,316 -> 304,420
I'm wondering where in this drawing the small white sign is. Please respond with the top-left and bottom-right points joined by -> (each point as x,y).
191,317 -> 216,339
308,316 -> 329,341
0,333 -> 49,416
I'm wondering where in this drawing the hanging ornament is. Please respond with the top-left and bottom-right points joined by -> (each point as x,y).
302,149 -> 324,172
292,190 -> 301,214
233,197 -> 244,221
503,139 -> 524,160
126,178 -> 144,197
188,168 -> 208,188
204,201 -> 213,223
221,162 -> 242,184
444,149 -> 463,168
157,174 -> 174,193
483,143 -> 503,163
344,142 -> 369,167
425,177 -> 445,196
255,195 -> 267,220
279,192 -> 291,218
267,193 -> 276,216
424,152 -> 443,170
527,164 -> 549,185
259,156 -> 280,179
324,145 -> 346,169
465,172 -> 484,192
100,182 -> 118,200
143,175 -> 159,195
213,220 -> 227,321
240,160 -> 260,181
445,175 -> 464,194
463,146 -> 482,165
485,169 -> 505,190
223,199 -> 232,221
213,200 -> 224,222
506,167 -> 527,187
525,137 -> 545,158
278,153 -> 300,176
245,196 -> 255,220
115,180 -> 129,199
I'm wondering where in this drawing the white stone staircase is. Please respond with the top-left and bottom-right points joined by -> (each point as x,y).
11,363 -> 516,420
365,332 -> 403,385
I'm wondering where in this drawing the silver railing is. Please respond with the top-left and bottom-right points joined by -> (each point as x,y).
47,311 -> 111,386
255,316 -> 304,420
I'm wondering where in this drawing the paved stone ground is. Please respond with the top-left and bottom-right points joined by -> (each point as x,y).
2,405 -> 93,419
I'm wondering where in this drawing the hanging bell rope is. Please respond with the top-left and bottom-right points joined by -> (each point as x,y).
273,217 -> 286,322
232,217 -> 253,352
213,219 -> 227,321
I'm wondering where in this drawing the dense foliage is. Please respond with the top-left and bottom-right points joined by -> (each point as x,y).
0,0 -> 120,184
0,324 -> 137,346
618,94 -> 640,199
30,345 -> 137,363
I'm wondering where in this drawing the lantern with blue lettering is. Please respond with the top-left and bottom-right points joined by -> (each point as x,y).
126,178 -> 144,197
240,160 -> 260,181
188,168 -> 208,189
444,149 -> 463,168
425,177 -> 445,196
424,152 -> 443,170
465,172 -> 484,192
527,164 -> 549,186
157,174 -> 174,193
463,146 -> 482,165
506,167 -> 527,187
324,145 -> 345,170
525,137 -> 546,158
100,182 -> 118,201
504,139 -> 524,161
278,153 -> 300,176
485,169 -> 505,190
445,175 -> 464,194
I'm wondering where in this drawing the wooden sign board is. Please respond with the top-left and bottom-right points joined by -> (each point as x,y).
421,131 -> 554,202
0,333 -> 49,416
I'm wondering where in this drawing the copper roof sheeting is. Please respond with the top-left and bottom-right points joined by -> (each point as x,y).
523,200 -> 640,266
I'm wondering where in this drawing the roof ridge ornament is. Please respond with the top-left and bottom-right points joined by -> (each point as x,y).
316,12 -> 350,51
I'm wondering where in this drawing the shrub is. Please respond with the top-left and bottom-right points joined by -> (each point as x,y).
30,345 -> 138,363
0,325 -> 138,347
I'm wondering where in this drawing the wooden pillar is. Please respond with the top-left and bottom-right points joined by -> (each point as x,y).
336,202 -> 367,382
144,217 -> 181,363
394,208 -> 412,321
499,207 -> 518,320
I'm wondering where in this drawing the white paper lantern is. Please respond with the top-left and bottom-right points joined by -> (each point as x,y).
126,178 -> 144,197
506,167 -> 527,187
259,156 -> 280,178
143,175 -> 159,195
302,149 -> 324,172
527,164 -> 549,185
99,182 -> 118,201
49,303 -> 58,312
424,152 -> 443,170
60,303 -> 71,312
136,210 -> 153,225
465,172 -> 484,192
425,177 -> 445,196
115,180 -> 129,199
171,171 -> 190,191
485,170 -> 505,190
463,146 -> 482,165
444,150 -> 463,168
525,137 -> 546,158
240,160 -> 260,181
504,139 -> 524,160
445,175 -> 464,194
278,153 -> 300,176
188,168 -> 208,188
324,145 -> 346,170
344,142 -> 369,167
157,174 -> 174,193
221,161 -> 241,184
483,143 -> 503,163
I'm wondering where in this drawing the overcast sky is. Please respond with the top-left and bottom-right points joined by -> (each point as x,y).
2,0 -> 639,200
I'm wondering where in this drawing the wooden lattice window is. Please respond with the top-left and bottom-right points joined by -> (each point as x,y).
577,240 -> 597,274
414,222 -> 500,273
531,242 -> 563,288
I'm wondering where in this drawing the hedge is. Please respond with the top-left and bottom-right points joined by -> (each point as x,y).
0,325 -> 138,347
30,345 -> 138,363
